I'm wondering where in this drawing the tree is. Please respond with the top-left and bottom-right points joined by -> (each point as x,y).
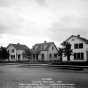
0,47 -> 9,60
58,48 -> 63,62
23,49 -> 32,59
61,42 -> 72,61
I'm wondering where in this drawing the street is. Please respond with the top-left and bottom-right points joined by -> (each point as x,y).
0,64 -> 88,88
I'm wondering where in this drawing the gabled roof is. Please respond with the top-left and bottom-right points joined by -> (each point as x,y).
7,43 -> 29,50
64,35 -> 88,44
32,42 -> 58,54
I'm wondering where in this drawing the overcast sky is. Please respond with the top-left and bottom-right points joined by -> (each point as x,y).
0,0 -> 88,48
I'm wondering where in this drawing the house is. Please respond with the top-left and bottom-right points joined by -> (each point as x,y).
32,41 -> 59,61
7,43 -> 30,61
62,35 -> 88,62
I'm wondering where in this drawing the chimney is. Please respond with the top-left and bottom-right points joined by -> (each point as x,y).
77,35 -> 80,37
44,41 -> 47,43
17,43 -> 20,45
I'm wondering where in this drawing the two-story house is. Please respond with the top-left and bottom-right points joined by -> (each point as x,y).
32,41 -> 59,61
62,35 -> 88,62
7,43 -> 30,61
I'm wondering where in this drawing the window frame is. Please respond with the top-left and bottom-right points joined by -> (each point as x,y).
54,53 -> 57,58
49,53 -> 52,58
79,43 -> 83,48
12,49 -> 14,53
74,44 -> 79,49
74,53 -> 84,60
74,43 -> 83,49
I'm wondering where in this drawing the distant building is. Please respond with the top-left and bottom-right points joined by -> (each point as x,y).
62,35 -> 88,62
7,43 -> 30,61
32,41 -> 59,61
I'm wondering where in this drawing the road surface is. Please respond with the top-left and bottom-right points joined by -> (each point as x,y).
0,64 -> 88,88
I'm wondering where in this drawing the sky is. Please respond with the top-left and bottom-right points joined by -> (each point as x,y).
0,0 -> 88,48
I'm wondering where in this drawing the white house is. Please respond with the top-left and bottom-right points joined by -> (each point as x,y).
62,35 -> 88,62
32,41 -> 59,61
7,43 -> 29,61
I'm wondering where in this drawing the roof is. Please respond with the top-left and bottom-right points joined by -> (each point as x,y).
7,43 -> 29,50
32,42 -> 58,54
63,35 -> 88,44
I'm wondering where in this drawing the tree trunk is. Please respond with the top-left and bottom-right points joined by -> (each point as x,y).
60,56 -> 62,62
67,55 -> 70,61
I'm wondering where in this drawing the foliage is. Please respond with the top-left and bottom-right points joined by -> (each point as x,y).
0,47 -> 9,60
58,48 -> 63,62
61,41 -> 72,61
23,49 -> 32,59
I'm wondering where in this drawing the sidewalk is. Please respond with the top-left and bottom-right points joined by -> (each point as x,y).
23,63 -> 88,69
28,64 -> 88,71
0,62 -> 88,72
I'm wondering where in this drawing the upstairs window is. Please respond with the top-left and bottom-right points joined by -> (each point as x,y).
52,47 -> 54,51
79,43 -> 83,48
74,43 -> 83,49
54,54 -> 57,58
71,39 -> 75,41
74,44 -> 78,49
12,49 -> 14,53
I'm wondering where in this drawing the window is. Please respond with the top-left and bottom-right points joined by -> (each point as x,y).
36,54 -> 38,60
72,39 -> 74,41
86,51 -> 88,60
49,54 -> 52,58
12,49 -> 14,53
42,54 -> 44,61
74,44 -> 79,49
8,50 -> 9,53
54,54 -> 57,58
79,43 -> 83,48
33,54 -> 35,59
18,54 -> 20,60
11,55 -> 15,59
74,53 -> 76,59
81,53 -> 84,59
52,47 -> 54,50
74,53 -> 84,60
77,53 -> 80,59
74,43 -> 83,49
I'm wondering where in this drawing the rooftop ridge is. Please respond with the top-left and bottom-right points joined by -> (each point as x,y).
64,35 -> 88,44
7,43 -> 29,50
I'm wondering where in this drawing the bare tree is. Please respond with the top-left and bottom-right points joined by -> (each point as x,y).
58,48 -> 63,62
62,42 -> 72,62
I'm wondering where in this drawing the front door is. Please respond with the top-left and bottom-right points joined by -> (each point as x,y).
42,54 -> 44,61
18,55 -> 20,61
36,54 -> 38,61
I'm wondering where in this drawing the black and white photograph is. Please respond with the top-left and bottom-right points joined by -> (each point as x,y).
0,0 -> 88,88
